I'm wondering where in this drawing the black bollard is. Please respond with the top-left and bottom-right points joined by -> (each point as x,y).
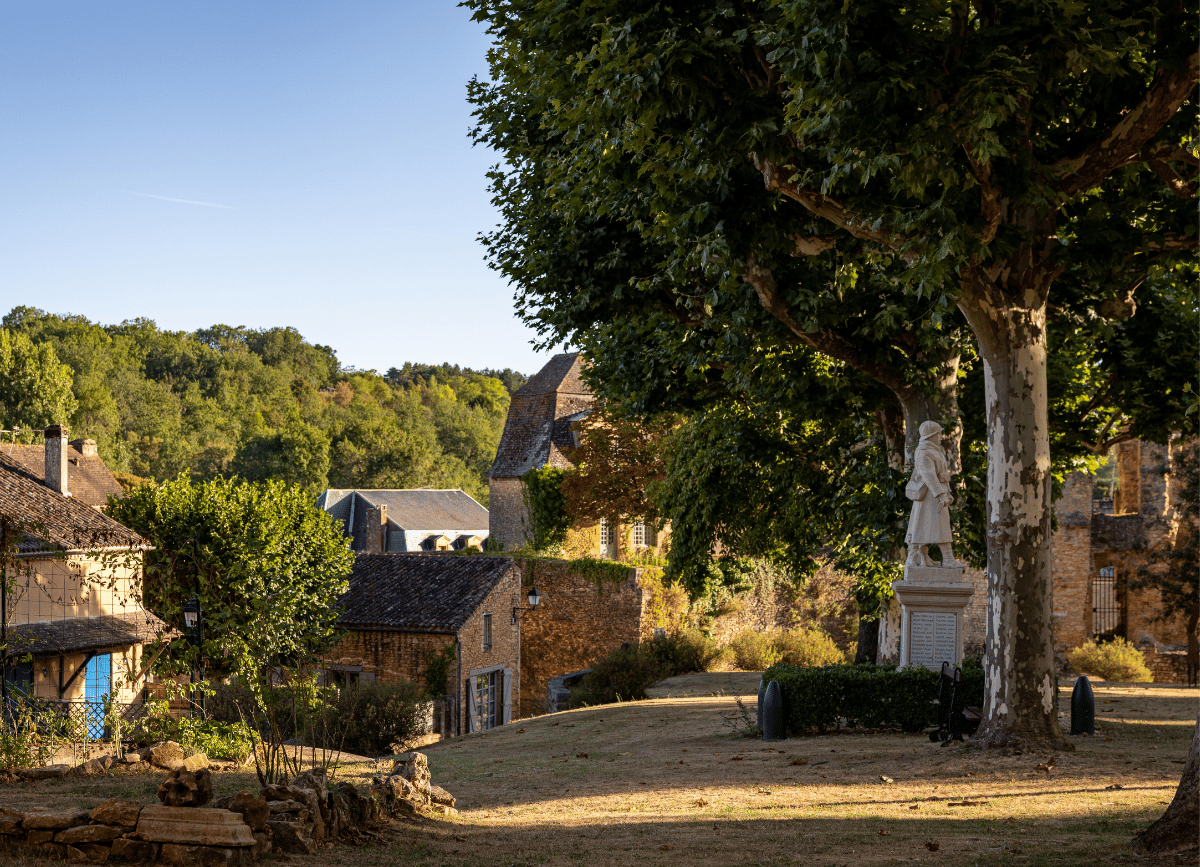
762,680 -> 786,741
756,677 -> 765,730
1070,675 -> 1095,736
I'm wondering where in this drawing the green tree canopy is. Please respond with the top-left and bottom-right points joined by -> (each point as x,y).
108,476 -> 354,680
0,329 -> 77,443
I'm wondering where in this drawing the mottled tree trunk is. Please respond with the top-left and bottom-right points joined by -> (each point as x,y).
960,277 -> 1068,750
1133,709 -> 1199,855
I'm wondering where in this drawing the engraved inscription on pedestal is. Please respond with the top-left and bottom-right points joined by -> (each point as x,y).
908,611 -> 957,670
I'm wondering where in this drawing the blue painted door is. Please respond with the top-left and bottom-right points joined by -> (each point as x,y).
84,654 -> 111,739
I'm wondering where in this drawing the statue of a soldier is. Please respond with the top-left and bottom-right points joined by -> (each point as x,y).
905,421 -> 963,568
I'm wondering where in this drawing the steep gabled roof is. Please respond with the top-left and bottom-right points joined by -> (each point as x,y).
318,489 -> 489,533
0,454 -> 148,555
489,353 -> 594,478
337,554 -> 516,633
2,444 -> 124,509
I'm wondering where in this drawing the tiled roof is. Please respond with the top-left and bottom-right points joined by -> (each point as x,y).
0,453 -> 148,555
337,554 -> 516,633
320,489 -> 488,532
489,353 -> 594,478
1,444 -> 124,509
8,611 -> 170,657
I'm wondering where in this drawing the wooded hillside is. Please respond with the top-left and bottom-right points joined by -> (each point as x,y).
0,306 -> 525,505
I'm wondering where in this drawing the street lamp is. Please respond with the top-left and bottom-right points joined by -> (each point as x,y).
182,597 -> 204,717
512,586 -> 542,624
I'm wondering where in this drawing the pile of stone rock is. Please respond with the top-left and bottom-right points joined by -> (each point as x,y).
0,750 -> 458,863
9,740 -> 238,784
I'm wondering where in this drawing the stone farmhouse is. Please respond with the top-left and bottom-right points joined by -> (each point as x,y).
324,554 -> 521,734
317,488 -> 489,553
488,352 -> 664,558
2,431 -> 123,511
0,425 -> 164,713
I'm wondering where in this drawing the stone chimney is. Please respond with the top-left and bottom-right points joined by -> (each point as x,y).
362,504 -> 387,554
44,424 -> 69,496
70,438 -> 98,458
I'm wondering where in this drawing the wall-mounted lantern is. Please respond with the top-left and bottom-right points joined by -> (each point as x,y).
512,586 -> 542,624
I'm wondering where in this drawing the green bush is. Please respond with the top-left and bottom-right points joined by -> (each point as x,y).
1068,637 -> 1153,682
130,700 -> 256,762
572,643 -> 666,705
644,630 -> 725,675
760,659 -> 986,733
310,679 -> 428,758
729,627 -> 847,670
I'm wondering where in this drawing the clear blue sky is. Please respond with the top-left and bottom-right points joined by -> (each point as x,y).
0,2 -> 560,376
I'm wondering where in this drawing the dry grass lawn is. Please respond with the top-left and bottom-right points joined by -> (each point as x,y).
0,673 -> 1192,866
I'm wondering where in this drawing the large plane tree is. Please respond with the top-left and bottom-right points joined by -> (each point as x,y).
468,0 -> 1197,756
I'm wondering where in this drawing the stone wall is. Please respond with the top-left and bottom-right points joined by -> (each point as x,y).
487,477 -> 529,552
325,630 -> 454,691
514,559 -> 647,718
457,569 -> 521,731
1142,646 -> 1192,683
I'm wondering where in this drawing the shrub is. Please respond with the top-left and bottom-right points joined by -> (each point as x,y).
644,630 -> 725,675
572,643 -> 666,705
310,679 -> 428,758
760,659 -> 986,733
729,627 -> 847,670
729,630 -> 781,670
1068,637 -> 1153,682
130,700 -> 256,762
0,701 -> 56,771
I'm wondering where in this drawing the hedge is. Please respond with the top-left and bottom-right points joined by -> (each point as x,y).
759,660 -> 985,733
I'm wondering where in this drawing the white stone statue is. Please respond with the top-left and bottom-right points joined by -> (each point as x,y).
905,421 -> 962,568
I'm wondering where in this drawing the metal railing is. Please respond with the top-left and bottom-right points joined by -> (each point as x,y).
4,697 -> 150,741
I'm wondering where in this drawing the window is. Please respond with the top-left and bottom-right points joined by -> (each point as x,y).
599,518 -> 611,548
482,613 -> 493,651
633,519 -> 655,548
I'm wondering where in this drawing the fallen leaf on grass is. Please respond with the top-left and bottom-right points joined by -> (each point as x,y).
679,760 -> 686,765
948,800 -> 990,807
659,845 -> 674,852
924,840 -> 940,851
516,729 -> 525,733
576,753 -> 589,759
791,759 -> 808,766
618,752 -> 631,756
1034,757 -> 1057,772
878,830 -> 892,836
879,776 -> 894,784
908,805 -> 919,810
1105,783 -> 1123,790
754,788 -> 772,795
731,756 -> 744,761
1171,760 -> 1186,764
693,799 -> 709,807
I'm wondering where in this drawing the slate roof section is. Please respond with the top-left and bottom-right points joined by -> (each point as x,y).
338,554 -> 516,633
489,352 -> 594,478
0,453 -> 148,555
319,489 -> 489,533
8,611 -> 170,657
2,443 -> 124,509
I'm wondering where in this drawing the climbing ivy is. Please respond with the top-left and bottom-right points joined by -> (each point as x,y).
521,466 -> 571,552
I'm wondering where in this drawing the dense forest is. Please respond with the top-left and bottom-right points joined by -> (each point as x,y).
0,306 -> 526,505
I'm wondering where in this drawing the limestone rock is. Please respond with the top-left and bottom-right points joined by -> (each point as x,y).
55,823 -> 125,844
119,751 -> 143,764
147,741 -> 185,771
16,764 -> 71,781
157,767 -> 214,807
399,752 -> 431,796
111,837 -> 156,862
333,782 -> 380,828
250,829 -> 272,861
290,768 -> 330,837
28,842 -> 66,859
23,808 -> 91,830
0,806 -> 23,835
158,842 -> 248,866
429,784 -> 456,808
65,842 -> 111,863
76,758 -> 109,777
181,752 -> 210,773
26,829 -> 56,844
90,798 -> 143,828
224,791 -> 269,832
267,800 -> 309,816
266,817 -> 316,855
135,806 -> 255,847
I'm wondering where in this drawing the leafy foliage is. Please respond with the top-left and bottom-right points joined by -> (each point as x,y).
761,660 -> 985,734
309,679 -> 428,758
521,466 -> 571,552
130,701 -> 256,762
573,632 -> 724,706
729,627 -> 847,671
2,307 -> 519,503
1068,638 -> 1154,683
108,475 -> 354,680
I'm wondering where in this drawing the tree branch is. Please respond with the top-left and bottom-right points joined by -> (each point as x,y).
963,147 -> 1005,245
1146,234 -> 1199,252
788,233 -> 839,256
753,155 -> 912,251
1148,157 -> 1197,199
1052,51 -> 1200,198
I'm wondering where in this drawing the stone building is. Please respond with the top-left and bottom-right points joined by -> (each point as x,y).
939,437 -> 1192,680
317,489 -> 489,553
0,426 -> 163,718
487,352 -> 667,558
324,554 -> 522,734
3,430 -> 124,511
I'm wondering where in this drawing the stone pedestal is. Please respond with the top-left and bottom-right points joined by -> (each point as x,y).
135,806 -> 255,846
891,565 -> 975,671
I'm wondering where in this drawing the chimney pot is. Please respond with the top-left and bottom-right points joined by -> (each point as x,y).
70,438 -> 98,458
44,425 -> 69,496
